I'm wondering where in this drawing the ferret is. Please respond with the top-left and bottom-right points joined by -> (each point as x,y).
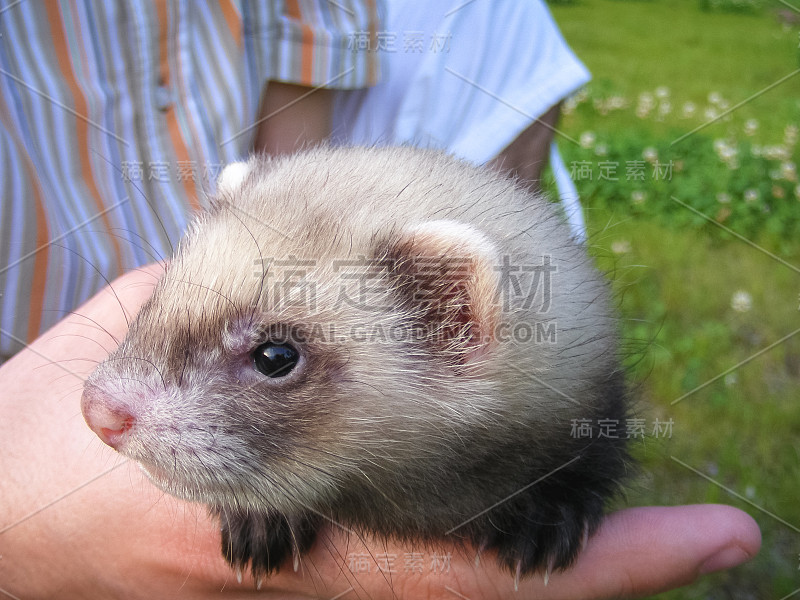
81,146 -> 629,582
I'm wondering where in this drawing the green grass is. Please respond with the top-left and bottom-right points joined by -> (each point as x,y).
551,0 -> 800,134
590,214 -> 800,598
546,0 -> 800,597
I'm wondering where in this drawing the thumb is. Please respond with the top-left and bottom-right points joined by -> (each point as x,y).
542,504 -> 761,598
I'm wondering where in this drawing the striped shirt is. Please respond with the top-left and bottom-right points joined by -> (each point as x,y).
0,0 -> 381,358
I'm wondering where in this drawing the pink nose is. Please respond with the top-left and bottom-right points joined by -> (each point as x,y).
81,385 -> 135,449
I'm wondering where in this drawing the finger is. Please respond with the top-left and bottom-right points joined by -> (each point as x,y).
433,504 -> 761,600
563,504 -> 761,598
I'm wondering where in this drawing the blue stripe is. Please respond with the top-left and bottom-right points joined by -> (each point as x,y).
0,130 -> 23,351
69,1 -> 137,309
82,2 -> 160,269
107,2 -> 182,259
194,0 -> 245,164
17,2 -> 87,316
128,1 -> 190,249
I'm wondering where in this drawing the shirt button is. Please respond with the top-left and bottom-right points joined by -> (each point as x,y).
155,85 -> 172,111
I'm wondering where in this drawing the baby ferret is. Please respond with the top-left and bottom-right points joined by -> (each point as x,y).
81,146 -> 629,582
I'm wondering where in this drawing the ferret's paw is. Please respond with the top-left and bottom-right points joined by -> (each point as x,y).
219,510 -> 319,578
487,497 -> 604,577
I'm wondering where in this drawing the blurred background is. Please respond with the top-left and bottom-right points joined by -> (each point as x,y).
545,0 -> 800,597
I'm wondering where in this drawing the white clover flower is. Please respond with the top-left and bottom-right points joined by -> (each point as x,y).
731,290 -> 753,313
593,98 -> 609,115
636,93 -> 654,119
713,139 -> 739,170
579,131 -> 596,149
708,91 -> 723,105
611,240 -> 631,254
744,189 -> 759,203
681,102 -> 696,118
716,192 -> 731,204
704,107 -> 719,121
608,96 -> 627,110
784,124 -> 798,146
638,92 -> 655,107
744,119 -> 758,136
642,147 -> 658,162
781,162 -> 797,182
764,145 -> 790,161
631,190 -> 646,205
655,86 -> 670,99
724,372 -> 738,386
720,147 -> 738,162
658,101 -> 672,116
594,143 -> 609,157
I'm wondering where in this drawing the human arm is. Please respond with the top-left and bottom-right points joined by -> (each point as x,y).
252,81 -> 333,156
244,0 -> 379,157
489,103 -> 562,193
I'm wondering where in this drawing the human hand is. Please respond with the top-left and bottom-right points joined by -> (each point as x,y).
0,267 -> 760,599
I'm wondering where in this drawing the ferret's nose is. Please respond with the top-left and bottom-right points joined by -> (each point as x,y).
81,385 -> 135,450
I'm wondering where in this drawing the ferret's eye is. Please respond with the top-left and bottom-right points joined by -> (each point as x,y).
252,342 -> 299,378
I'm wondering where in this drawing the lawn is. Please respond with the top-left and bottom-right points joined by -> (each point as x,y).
546,0 -> 800,597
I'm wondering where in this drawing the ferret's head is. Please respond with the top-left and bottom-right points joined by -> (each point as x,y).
81,148 -> 548,515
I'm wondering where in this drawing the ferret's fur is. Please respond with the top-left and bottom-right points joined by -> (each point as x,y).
82,146 -> 629,579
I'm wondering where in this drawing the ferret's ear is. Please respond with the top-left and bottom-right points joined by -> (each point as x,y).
218,161 -> 250,193
211,161 -> 251,208
380,220 -> 501,363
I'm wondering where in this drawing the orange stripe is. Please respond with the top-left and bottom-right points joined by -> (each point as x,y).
155,0 -> 200,212
285,0 -> 314,84
219,0 -> 242,48
0,93 -> 50,342
26,169 -> 49,341
154,0 -> 169,85
44,1 -> 125,276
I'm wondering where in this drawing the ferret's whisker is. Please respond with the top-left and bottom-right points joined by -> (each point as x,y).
51,242 -> 130,329
90,149 -> 176,255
